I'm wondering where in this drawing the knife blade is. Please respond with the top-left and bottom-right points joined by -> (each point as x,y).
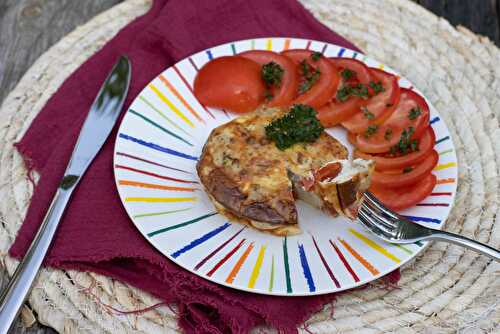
0,55 -> 131,334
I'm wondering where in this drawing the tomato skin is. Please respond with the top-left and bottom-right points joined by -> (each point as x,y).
330,58 -> 371,84
352,87 -> 431,154
354,126 -> 436,170
238,50 -> 298,107
341,68 -> 400,134
316,58 -> 373,127
390,88 -> 430,140
281,50 -> 340,109
371,149 -> 439,188
193,56 -> 266,113
317,98 -> 362,127
369,173 -> 437,211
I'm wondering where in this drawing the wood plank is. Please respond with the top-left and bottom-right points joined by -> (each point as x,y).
414,0 -> 500,45
0,0 -> 123,104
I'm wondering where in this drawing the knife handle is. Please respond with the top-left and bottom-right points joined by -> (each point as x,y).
0,178 -> 76,334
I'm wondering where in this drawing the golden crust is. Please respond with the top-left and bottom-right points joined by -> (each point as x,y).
197,107 -> 349,235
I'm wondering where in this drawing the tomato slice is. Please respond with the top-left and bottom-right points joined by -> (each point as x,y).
330,58 -> 371,84
347,131 -> 357,146
341,68 -> 400,134
369,173 -> 437,211
193,56 -> 266,113
353,88 -> 431,154
354,126 -> 435,170
317,98 -> 362,127
238,50 -> 298,107
314,162 -> 342,182
313,58 -> 372,127
370,150 -> 439,188
281,50 -> 340,109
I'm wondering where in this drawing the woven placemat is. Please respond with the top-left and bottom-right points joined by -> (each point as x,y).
1,0 -> 499,332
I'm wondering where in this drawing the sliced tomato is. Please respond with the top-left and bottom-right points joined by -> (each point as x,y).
316,59 -> 372,127
341,68 -> 400,134
352,88 -> 431,153
371,150 -> 439,188
238,50 -> 298,107
329,58 -> 371,84
314,162 -> 342,182
347,131 -> 357,146
193,56 -> 265,113
369,173 -> 437,211
317,98 -> 362,127
281,50 -> 340,109
381,88 -> 430,139
354,126 -> 435,170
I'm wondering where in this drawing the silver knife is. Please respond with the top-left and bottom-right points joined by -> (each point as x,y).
0,56 -> 131,333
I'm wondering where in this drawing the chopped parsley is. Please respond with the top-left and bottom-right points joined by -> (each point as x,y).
364,125 -> 379,138
341,69 -> 355,81
390,127 -> 419,155
408,107 -> 422,120
264,90 -> 274,101
369,81 -> 385,94
336,83 -> 370,102
403,166 -> 413,173
298,60 -> 321,94
361,107 -> 375,120
262,62 -> 284,88
384,128 -> 393,140
265,104 -> 324,150
311,51 -> 322,61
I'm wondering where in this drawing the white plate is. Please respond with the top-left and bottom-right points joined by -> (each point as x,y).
113,37 -> 458,296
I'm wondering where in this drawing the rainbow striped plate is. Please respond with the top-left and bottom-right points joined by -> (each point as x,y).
113,38 -> 458,296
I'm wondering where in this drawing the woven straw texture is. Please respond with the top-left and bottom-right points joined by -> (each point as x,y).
1,0 -> 499,332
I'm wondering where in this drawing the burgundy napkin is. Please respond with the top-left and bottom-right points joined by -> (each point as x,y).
10,0 -> 399,332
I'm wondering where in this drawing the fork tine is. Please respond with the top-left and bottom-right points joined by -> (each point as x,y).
364,192 -> 400,222
358,209 -> 393,241
361,198 -> 398,230
359,205 -> 397,237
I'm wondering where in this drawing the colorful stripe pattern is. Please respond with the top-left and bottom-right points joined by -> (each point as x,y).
115,37 -> 456,295
171,222 -> 231,258
298,243 -> 315,292
147,212 -> 217,237
118,133 -> 198,161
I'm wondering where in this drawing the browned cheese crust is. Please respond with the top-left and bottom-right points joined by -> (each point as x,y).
197,107 -> 348,235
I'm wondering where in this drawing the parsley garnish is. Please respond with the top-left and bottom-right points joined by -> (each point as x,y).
369,81 -> 385,94
403,166 -> 413,173
265,104 -> 324,150
298,60 -> 321,94
408,107 -> 422,120
264,90 -> 274,101
341,69 -> 355,81
262,62 -> 284,88
311,51 -> 322,61
391,127 -> 419,154
384,128 -> 393,140
336,83 -> 370,102
364,125 -> 379,138
361,107 -> 375,120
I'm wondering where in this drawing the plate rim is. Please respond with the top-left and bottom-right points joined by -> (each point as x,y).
112,36 -> 458,296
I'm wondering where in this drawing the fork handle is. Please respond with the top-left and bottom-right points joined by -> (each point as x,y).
427,230 -> 500,261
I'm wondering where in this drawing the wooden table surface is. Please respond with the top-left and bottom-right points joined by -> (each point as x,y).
0,0 -> 498,333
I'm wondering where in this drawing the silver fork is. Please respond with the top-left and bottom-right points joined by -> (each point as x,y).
358,192 -> 500,261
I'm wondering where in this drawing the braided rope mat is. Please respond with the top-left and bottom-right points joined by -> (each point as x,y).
0,0 -> 499,332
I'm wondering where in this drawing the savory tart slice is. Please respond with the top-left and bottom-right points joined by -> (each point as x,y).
197,106 -> 373,235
